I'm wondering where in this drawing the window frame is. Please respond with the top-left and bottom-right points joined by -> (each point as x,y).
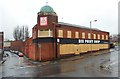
82,32 -> 85,39
58,30 -> 63,38
75,32 -> 79,38
67,31 -> 72,38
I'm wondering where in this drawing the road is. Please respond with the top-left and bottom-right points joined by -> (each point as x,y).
0,46 -> 119,78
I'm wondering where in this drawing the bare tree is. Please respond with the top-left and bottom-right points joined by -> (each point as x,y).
13,28 -> 18,41
24,26 -> 29,40
13,26 -> 19,41
21,25 -> 29,41
13,25 -> 30,41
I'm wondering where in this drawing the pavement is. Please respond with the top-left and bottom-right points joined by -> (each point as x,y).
1,46 -> 119,77
1,47 -> 118,65
23,56 -> 52,66
0,52 -> 2,65
0,46 -> 117,66
23,49 -> 112,66
0,52 -> 9,65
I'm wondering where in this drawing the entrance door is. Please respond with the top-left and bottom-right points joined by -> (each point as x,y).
38,43 -> 50,61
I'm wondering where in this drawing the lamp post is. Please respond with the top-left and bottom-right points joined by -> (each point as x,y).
90,20 -> 97,55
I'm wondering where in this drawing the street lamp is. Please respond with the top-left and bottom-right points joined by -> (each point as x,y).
90,20 -> 97,55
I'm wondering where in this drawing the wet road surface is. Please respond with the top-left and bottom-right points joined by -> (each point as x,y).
0,46 -> 119,77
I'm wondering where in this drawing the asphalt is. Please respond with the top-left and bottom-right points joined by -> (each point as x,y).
0,46 -> 119,78
0,53 -> 9,65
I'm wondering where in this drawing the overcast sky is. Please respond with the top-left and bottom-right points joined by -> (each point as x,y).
0,0 -> 119,40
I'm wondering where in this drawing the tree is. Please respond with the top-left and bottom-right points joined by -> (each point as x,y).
13,25 -> 29,41
13,26 -> 19,41
25,26 -> 29,39
21,25 -> 30,41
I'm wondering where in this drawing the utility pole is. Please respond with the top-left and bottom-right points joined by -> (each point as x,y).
90,20 -> 97,55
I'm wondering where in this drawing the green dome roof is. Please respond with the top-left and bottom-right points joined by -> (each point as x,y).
40,5 -> 54,13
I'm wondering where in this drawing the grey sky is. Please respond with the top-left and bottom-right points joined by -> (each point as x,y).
0,0 -> 119,40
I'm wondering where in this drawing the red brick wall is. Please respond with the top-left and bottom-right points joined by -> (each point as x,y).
24,38 -> 36,60
37,42 -> 56,61
11,41 -> 24,52
24,39 -> 56,61
56,25 -> 109,40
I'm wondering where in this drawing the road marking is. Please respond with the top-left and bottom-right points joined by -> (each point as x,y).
103,61 -> 118,68
109,61 -> 118,66
16,65 -> 42,69
25,71 -> 29,74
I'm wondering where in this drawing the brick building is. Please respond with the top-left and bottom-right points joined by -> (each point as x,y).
4,41 -> 11,51
24,5 -> 109,61
0,32 -> 4,61
0,32 -> 4,50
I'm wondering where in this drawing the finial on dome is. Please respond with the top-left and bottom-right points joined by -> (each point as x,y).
39,2 -> 57,16
46,1 -> 48,5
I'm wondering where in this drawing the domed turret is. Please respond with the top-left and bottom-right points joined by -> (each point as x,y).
40,5 -> 54,13
39,5 -> 57,16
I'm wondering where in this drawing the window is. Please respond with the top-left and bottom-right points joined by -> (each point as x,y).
106,35 -> 108,40
93,34 -> 96,39
38,29 -> 53,37
75,32 -> 79,38
82,32 -> 85,38
67,31 -> 72,38
102,35 -> 104,40
58,30 -> 63,38
98,34 -> 100,39
88,33 -> 91,39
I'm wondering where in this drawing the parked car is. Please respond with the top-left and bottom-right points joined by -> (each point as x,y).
10,50 -> 13,53
10,50 -> 16,53
14,51 -> 19,55
18,52 -> 23,57
109,43 -> 115,48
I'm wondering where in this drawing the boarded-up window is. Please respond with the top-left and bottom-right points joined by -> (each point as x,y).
67,31 -> 72,38
98,34 -> 100,39
102,35 -> 104,40
82,32 -> 85,38
88,33 -> 91,39
38,29 -> 53,37
75,32 -> 79,38
58,30 -> 63,38
106,35 -> 108,40
93,34 -> 96,39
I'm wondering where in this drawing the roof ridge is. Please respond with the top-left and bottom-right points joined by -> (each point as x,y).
58,22 -> 100,31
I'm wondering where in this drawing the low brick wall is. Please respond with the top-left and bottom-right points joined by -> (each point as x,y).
11,41 -> 24,52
